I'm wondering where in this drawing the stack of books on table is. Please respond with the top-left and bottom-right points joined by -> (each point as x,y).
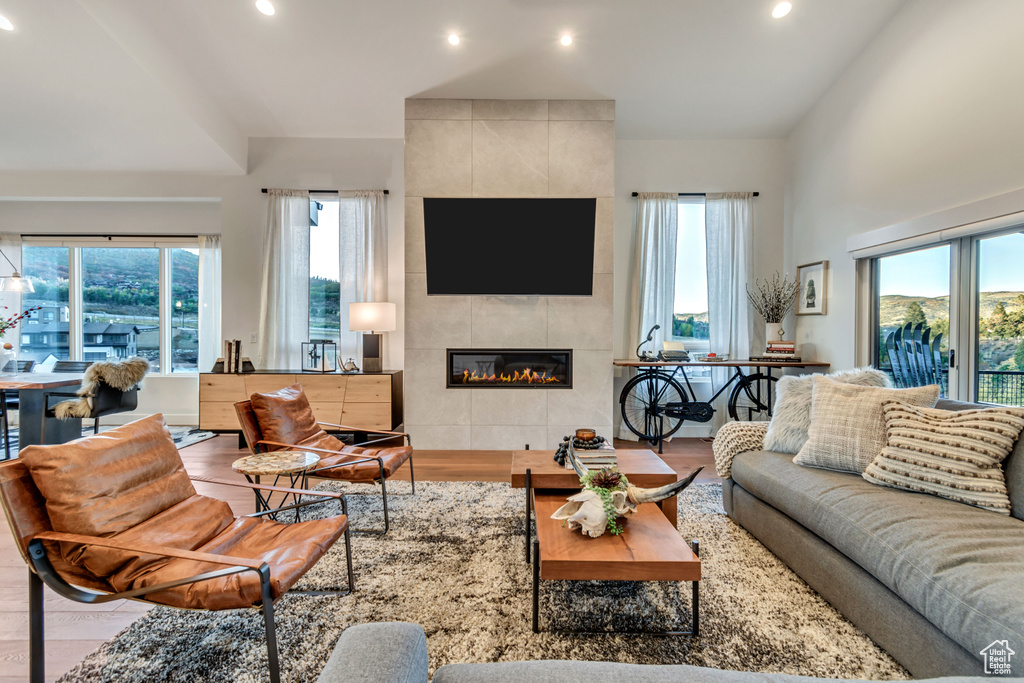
566,441 -> 618,470
751,341 -> 802,363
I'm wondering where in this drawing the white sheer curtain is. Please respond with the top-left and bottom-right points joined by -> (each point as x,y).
706,192 -> 754,431
257,190 -> 310,369
620,192 -> 678,439
197,235 -> 222,372
0,234 -> 22,359
339,190 -> 388,363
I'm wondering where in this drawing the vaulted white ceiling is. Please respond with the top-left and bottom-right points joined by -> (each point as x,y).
0,0 -> 907,173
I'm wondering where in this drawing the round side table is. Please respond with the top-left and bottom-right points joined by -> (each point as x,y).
232,450 -> 320,522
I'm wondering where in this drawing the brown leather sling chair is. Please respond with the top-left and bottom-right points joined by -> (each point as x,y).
235,383 -> 414,535
0,413 -> 354,683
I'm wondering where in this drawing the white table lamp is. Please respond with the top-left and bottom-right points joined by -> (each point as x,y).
349,302 -> 396,373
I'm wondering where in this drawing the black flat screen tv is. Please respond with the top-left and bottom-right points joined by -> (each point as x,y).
423,198 -> 596,296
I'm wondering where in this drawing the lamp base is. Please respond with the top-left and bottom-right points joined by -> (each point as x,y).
361,332 -> 383,373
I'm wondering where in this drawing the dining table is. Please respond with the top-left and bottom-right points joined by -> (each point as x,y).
0,372 -> 86,450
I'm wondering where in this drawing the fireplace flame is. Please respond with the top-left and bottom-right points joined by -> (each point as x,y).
461,368 -> 560,385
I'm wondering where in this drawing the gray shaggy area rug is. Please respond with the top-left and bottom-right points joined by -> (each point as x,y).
59,482 -> 909,682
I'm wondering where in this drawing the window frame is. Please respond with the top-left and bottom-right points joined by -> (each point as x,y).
21,236 -> 201,376
865,223 -> 1024,404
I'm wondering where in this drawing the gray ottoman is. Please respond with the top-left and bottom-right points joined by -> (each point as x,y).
315,622 -> 428,683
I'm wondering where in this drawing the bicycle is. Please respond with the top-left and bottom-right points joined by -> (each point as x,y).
619,363 -> 778,450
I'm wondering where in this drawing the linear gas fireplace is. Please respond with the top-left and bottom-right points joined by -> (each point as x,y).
447,349 -> 572,388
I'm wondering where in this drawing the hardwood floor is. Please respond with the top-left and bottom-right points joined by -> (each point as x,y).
0,434 -> 716,681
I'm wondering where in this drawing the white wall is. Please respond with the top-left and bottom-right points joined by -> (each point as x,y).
614,139 -> 787,435
786,0 -> 1024,368
0,137 -> 405,424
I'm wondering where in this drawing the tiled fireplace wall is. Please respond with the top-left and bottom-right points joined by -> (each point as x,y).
404,98 -> 615,450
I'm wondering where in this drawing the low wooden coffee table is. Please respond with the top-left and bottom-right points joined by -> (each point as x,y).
510,448 -> 680,563
532,491 -> 701,635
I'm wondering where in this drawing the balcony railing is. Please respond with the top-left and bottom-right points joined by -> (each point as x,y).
884,367 -> 1024,407
977,371 -> 1024,406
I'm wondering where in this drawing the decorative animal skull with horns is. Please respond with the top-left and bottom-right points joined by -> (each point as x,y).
551,449 -> 702,538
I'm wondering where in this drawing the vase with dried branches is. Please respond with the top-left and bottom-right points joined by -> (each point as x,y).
746,272 -> 800,343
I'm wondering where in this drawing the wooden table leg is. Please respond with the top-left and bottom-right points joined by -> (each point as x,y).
658,496 -> 677,527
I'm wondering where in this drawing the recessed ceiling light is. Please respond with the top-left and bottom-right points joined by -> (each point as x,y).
448,33 -> 460,46
560,34 -> 573,46
772,2 -> 792,18
255,0 -> 275,16
0,15 -> 14,31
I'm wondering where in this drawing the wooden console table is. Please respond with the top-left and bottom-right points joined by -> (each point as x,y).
199,370 -> 404,436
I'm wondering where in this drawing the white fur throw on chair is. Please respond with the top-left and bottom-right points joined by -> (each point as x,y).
53,357 -> 149,419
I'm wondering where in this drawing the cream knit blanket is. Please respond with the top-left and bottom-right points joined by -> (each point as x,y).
713,421 -> 769,479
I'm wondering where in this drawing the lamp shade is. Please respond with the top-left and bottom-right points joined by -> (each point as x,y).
0,273 -> 34,293
349,302 -> 396,332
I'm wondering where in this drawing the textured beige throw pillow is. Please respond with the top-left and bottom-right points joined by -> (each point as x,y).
763,367 -> 892,454
863,401 -> 1024,514
794,376 -> 940,473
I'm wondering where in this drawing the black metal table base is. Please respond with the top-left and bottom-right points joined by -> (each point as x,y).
244,472 -> 310,522
524,468 -> 532,563
531,539 -> 700,636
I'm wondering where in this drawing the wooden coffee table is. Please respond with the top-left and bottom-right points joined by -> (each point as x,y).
532,491 -> 701,635
510,448 -> 680,563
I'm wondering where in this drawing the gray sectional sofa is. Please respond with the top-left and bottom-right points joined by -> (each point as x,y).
724,398 -> 1024,678
316,622 -> 997,682
313,400 -> 1023,682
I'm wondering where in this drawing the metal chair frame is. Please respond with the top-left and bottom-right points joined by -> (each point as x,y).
21,476 -> 353,683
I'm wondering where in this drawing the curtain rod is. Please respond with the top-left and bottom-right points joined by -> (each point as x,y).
21,233 -> 203,238
261,188 -> 389,195
631,192 -> 759,197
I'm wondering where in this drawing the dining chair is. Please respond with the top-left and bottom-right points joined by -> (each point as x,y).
52,360 -> 93,373
0,359 -> 34,459
41,358 -> 145,440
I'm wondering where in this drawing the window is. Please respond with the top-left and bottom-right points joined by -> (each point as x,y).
873,244 -> 951,394
170,248 -> 199,372
975,231 -> 1024,404
672,197 -> 711,377
868,226 -> 1024,406
20,246 -> 70,362
21,239 -> 200,374
309,197 -> 341,348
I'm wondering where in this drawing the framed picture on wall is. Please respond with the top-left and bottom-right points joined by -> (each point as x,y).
796,261 -> 828,316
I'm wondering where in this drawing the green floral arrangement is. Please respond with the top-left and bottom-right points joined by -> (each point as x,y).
580,467 -> 630,535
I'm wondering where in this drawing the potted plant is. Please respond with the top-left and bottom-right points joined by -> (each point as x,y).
746,272 -> 800,343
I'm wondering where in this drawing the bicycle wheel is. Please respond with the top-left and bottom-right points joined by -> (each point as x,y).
727,372 -> 778,422
619,372 -> 689,441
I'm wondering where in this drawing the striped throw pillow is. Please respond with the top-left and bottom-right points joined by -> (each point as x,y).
862,400 -> 1024,514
